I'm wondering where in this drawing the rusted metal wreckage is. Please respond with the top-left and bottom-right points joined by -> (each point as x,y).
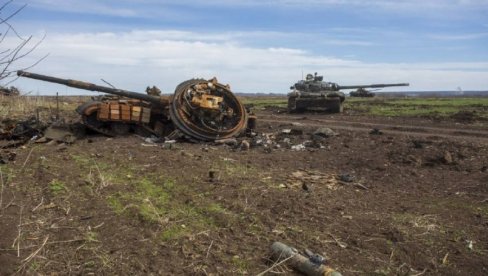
0,86 -> 20,96
17,71 -> 255,142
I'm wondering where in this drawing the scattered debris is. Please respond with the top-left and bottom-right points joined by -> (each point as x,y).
281,128 -> 303,135
208,170 -> 219,182
240,140 -> 250,151
43,124 -> 78,144
338,173 -> 355,183
412,140 -> 424,149
252,133 -> 276,148
313,127 -> 338,139
0,86 -> 20,96
304,248 -> 326,265
0,151 -> 16,164
288,171 -> 367,191
0,117 -> 45,141
337,174 -> 368,190
1,117 -> 86,148
289,170 -> 339,190
405,155 -> 422,167
369,128 -> 383,135
268,242 -> 342,276
215,138 -> 238,146
291,144 -> 307,151
442,151 -> 453,164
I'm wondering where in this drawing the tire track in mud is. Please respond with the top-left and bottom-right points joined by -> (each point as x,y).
259,115 -> 488,142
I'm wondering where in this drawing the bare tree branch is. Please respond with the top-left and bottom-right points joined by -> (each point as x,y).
0,0 -> 47,85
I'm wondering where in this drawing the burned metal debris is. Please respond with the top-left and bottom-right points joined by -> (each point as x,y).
0,117 -> 45,142
0,86 -> 20,96
17,71 -> 253,142
269,242 -> 342,276
0,117 -> 84,149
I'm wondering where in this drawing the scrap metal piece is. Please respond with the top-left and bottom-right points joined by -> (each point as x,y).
0,86 -> 20,96
270,242 -> 342,276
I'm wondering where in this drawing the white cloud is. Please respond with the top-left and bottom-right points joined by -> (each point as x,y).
6,30 -> 488,95
430,32 -> 488,40
27,0 -> 139,17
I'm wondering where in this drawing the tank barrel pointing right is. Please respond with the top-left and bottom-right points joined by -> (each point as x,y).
338,83 -> 409,90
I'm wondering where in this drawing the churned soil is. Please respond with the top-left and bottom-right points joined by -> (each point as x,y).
1,107 -> 487,275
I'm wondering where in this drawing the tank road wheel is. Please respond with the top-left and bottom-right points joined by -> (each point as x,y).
110,122 -> 130,135
287,97 -> 297,113
288,97 -> 305,113
327,97 -> 343,113
81,112 -> 114,136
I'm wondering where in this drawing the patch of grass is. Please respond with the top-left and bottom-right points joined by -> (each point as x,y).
161,224 -> 188,241
107,194 -> 125,215
49,179 -> 66,194
71,154 -> 112,171
85,231 -> 99,243
213,159 -> 256,178
107,175 -> 235,241
231,255 -> 250,274
108,177 -> 171,223
28,261 -> 40,273
243,97 -> 287,108
71,154 -> 123,191
206,202 -> 227,214
346,97 -> 488,118
390,212 -> 443,247
429,199 -> 488,219
71,153 -> 239,242
0,96 -> 81,121
392,213 -> 439,233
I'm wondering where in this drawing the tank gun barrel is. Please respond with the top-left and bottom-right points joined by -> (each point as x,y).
17,70 -> 166,105
338,83 -> 409,90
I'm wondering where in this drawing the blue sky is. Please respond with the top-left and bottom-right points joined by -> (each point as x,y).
3,0 -> 488,94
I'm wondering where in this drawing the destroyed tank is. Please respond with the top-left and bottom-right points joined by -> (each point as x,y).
0,86 -> 20,96
287,72 -> 409,113
349,88 -> 376,97
17,71 -> 250,141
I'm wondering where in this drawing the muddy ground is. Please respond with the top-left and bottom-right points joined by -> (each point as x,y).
0,104 -> 487,275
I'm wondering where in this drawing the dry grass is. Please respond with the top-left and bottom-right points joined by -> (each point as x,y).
0,95 -> 82,121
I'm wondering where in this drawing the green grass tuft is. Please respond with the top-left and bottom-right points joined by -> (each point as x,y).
49,179 -> 66,194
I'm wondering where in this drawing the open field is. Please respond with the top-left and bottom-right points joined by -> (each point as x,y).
244,96 -> 488,120
1,95 -> 487,275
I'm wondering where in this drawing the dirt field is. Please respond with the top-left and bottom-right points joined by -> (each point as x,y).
1,96 -> 487,275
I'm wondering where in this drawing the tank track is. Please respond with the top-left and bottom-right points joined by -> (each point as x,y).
82,114 -> 117,137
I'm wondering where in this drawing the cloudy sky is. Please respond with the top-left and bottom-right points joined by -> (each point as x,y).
3,0 -> 488,94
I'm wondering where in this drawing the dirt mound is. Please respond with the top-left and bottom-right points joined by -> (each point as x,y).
450,110 -> 483,122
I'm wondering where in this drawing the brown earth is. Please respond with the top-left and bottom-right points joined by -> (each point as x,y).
0,107 -> 487,275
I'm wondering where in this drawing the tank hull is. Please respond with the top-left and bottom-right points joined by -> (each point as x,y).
287,90 -> 345,113
288,96 -> 343,113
